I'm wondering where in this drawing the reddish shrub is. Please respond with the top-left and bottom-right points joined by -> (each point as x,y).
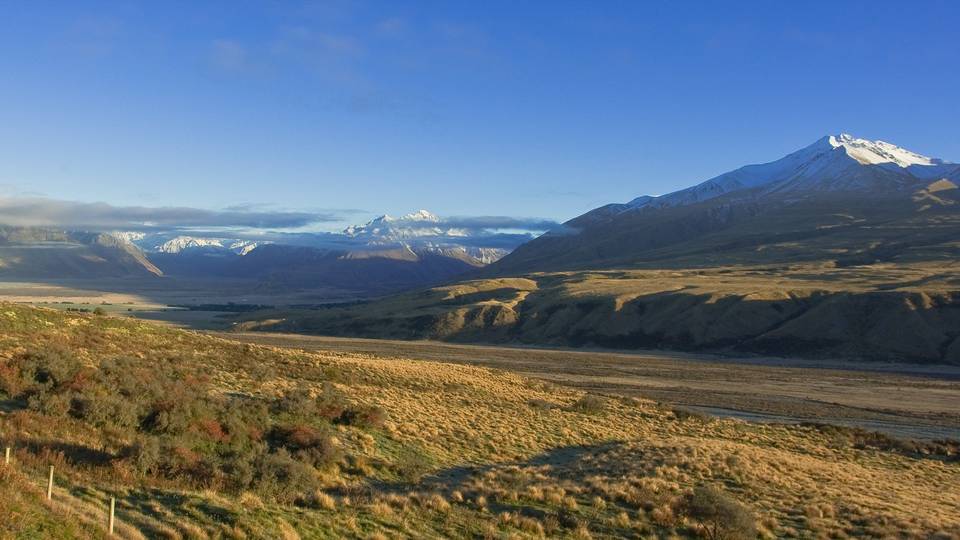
194,418 -> 230,442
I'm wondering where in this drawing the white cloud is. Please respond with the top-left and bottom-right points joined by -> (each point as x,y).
0,196 -> 338,230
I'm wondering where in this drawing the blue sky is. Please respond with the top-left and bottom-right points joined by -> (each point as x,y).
0,0 -> 958,231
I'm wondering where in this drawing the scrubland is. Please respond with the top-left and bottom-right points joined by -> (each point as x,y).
1,304 -> 958,539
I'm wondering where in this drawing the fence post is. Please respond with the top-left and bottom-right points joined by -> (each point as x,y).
109,497 -> 116,535
47,465 -> 54,499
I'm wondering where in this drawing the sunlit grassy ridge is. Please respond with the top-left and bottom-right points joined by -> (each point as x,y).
1,304 -> 958,538
240,262 -> 960,363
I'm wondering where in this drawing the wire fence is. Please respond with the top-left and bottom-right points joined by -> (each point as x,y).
3,445 -> 117,536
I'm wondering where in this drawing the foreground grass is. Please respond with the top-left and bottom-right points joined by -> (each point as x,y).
1,304 -> 958,539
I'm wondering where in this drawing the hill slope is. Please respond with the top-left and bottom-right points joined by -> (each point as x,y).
239,263 -> 960,363
150,243 -> 482,294
0,227 -> 161,278
1,305 -> 958,538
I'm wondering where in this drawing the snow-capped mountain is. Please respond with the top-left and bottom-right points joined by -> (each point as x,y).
491,133 -> 960,275
110,233 -> 266,256
159,236 -> 264,256
419,245 -> 509,265
110,208 -> 520,266
230,240 -> 261,256
156,236 -> 228,253
342,209 -> 509,263
110,231 -> 146,244
628,134 -> 958,211
344,210 -> 468,242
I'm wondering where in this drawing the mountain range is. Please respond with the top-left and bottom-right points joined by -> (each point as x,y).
119,210 -> 514,293
241,134 -> 960,363
0,209 -> 518,294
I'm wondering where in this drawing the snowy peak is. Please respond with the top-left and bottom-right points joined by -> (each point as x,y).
110,233 -> 266,255
156,236 -> 224,253
229,240 -> 263,256
405,209 -> 441,222
630,133 -> 956,211
110,231 -> 146,245
343,209 -> 450,240
349,210 -> 439,232
339,209 -> 510,264
826,133 -> 940,168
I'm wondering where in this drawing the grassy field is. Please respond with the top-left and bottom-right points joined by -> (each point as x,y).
218,332 -> 960,441
0,277 -> 364,332
1,304 -> 959,539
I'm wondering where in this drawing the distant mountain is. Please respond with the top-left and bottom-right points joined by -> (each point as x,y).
154,236 -> 264,255
151,243 -> 481,294
0,227 -> 161,278
343,209 -> 449,241
342,210 -> 510,263
492,134 -> 960,274
113,209 -> 512,265
106,209 -> 505,293
110,232 -> 267,256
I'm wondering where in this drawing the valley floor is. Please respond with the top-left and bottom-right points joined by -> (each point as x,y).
219,332 -> 960,441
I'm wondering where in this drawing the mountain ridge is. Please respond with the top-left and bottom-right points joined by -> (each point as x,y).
489,134 -> 959,275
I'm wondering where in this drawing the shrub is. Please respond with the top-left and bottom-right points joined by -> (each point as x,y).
268,424 -> 342,468
126,436 -> 162,475
682,486 -> 756,540
336,406 -> 388,429
394,448 -> 433,481
254,449 -> 320,504
528,398 -> 556,410
273,389 -> 319,416
569,394 -> 607,414
672,407 -> 711,423
0,344 -> 389,502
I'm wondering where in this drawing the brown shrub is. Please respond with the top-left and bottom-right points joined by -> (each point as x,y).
568,394 -> 607,414
681,486 -> 756,540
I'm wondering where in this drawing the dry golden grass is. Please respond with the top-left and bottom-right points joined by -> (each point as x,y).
239,260 -> 960,364
1,303 -> 958,538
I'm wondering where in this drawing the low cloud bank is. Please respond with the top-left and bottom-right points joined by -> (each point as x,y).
0,197 -> 337,230
0,197 -> 559,252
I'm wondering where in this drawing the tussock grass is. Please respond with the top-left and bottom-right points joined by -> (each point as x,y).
0,304 -> 958,538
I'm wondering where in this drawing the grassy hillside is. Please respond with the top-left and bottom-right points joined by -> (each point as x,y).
0,227 -> 161,279
1,305 -> 958,538
238,262 -> 960,364
489,182 -> 960,275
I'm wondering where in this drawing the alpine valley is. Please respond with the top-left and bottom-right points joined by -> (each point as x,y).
239,134 -> 960,364
0,210 -> 522,295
